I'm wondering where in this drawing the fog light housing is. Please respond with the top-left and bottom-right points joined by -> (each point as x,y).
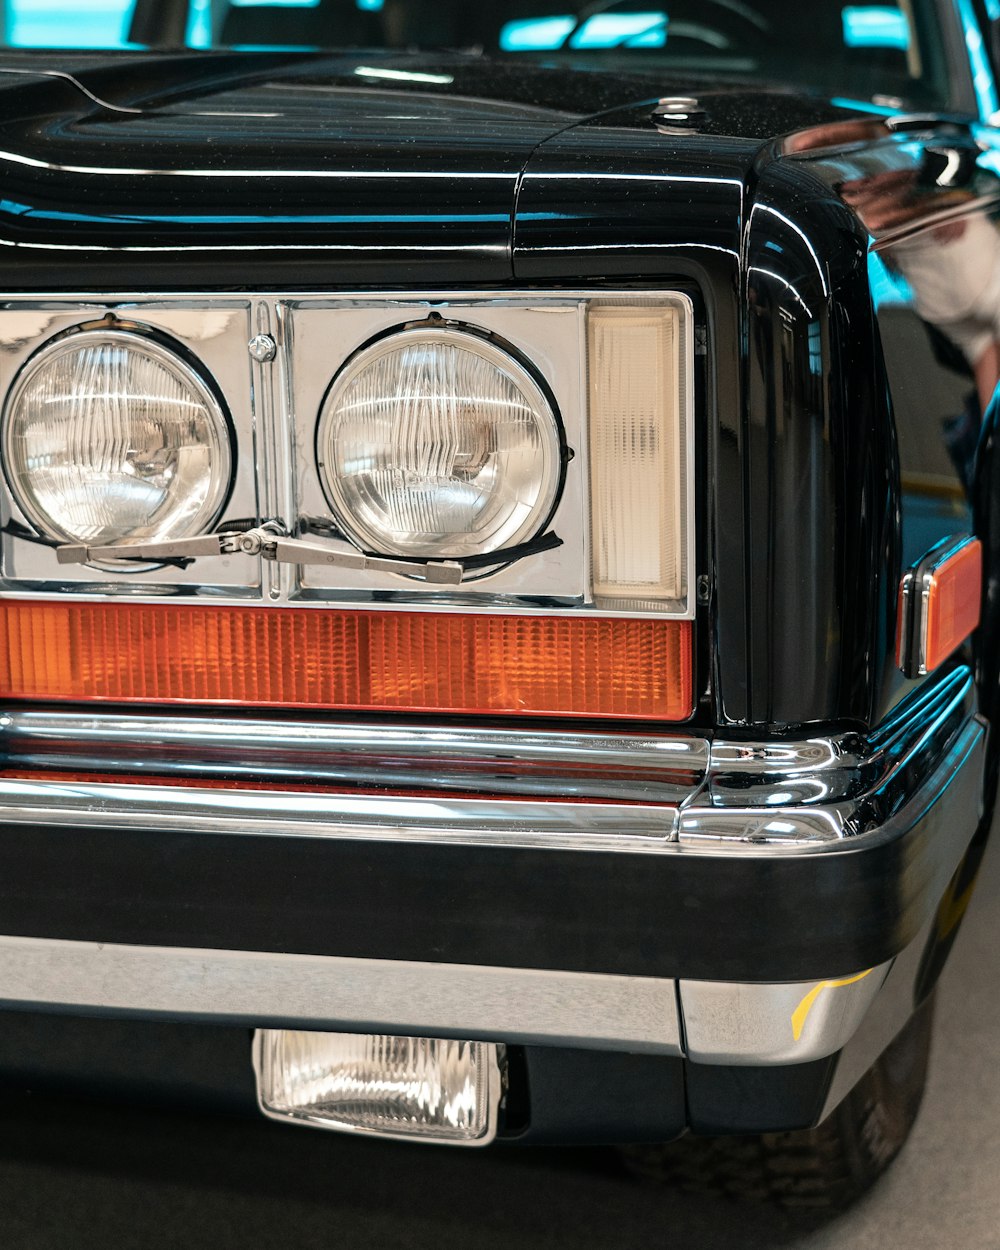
252,1030 -> 503,1146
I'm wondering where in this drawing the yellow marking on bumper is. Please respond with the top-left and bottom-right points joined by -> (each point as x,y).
791,970 -> 874,1042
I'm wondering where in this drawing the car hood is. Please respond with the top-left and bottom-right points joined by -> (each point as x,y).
0,50 -> 881,288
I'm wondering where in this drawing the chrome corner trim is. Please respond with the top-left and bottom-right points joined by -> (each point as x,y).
252,1030 -> 503,1147
0,710 -> 709,805
705,666 -> 975,809
679,962 -> 892,1065
0,935 -> 682,1056
818,916 -> 935,1119
681,706 -> 985,854
0,778 -> 678,854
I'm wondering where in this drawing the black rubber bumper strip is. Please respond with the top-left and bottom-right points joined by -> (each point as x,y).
0,777 -> 982,983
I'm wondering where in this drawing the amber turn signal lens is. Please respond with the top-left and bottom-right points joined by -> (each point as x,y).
923,538 -> 982,675
0,602 -> 694,721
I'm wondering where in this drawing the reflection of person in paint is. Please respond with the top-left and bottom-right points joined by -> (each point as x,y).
787,119 -> 1000,414
882,216 -> 1000,415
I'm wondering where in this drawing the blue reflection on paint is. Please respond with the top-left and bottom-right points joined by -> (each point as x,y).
0,199 -> 511,226
230,0 -> 321,7
570,12 -> 667,48
868,250 -> 913,309
6,0 -> 136,48
955,0 -> 1000,118
841,6 -> 909,49
357,0 -> 385,10
830,95 -> 903,115
501,12 -> 666,51
500,16 -> 574,51
186,0 -> 213,48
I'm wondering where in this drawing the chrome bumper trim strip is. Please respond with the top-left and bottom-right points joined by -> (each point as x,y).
0,710 -> 709,805
0,936 -> 682,1055
0,673 -> 979,856
0,776 -> 679,853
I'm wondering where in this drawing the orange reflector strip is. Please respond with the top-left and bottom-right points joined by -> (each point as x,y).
0,601 -> 694,721
923,538 -> 982,674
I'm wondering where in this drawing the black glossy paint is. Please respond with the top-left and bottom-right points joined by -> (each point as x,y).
0,46 -> 989,731
0,53 -> 863,291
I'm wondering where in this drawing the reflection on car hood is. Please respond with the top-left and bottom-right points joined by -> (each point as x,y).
0,50 -> 884,288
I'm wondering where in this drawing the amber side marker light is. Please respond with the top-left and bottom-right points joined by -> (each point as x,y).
898,536 -> 982,677
0,601 -> 694,721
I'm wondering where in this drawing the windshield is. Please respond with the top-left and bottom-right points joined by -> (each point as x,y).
1,0 -> 954,108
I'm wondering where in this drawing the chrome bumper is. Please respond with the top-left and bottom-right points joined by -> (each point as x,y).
0,667 -> 985,1066
0,665 -> 977,853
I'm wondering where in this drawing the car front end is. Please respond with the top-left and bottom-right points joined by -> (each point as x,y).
0,0 -> 995,1202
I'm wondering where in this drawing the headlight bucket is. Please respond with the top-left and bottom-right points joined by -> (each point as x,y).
1,326 -> 233,548
315,325 -> 563,560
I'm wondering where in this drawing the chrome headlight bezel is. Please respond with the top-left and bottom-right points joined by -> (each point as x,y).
315,323 -> 565,561
0,290 -> 695,622
1,324 -> 234,549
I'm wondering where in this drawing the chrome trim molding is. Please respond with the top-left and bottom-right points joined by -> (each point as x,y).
0,668 -> 982,854
818,916 -> 935,1118
699,665 -> 976,811
0,777 -> 679,853
0,931 -> 922,1070
0,936 -> 682,1055
0,710 -> 709,804
679,962 -> 892,1065
680,710 -> 985,853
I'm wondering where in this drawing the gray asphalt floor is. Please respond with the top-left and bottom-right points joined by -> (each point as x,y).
1,832 -> 1000,1249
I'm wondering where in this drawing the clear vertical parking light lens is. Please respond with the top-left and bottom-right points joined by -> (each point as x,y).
254,1031 -> 502,1145
588,302 -> 689,610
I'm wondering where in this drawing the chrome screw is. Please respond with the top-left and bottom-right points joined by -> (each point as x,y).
248,333 -> 278,363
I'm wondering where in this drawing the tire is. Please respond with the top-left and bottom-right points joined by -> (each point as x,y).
621,992 -> 935,1211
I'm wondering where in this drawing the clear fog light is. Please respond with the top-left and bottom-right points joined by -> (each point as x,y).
253,1030 -> 502,1146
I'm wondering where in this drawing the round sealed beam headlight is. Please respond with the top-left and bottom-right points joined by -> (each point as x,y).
317,326 -> 562,560
2,327 -> 232,547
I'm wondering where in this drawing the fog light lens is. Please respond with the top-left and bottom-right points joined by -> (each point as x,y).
253,1030 -> 502,1146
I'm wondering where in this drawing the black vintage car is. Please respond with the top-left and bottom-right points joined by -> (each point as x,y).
0,0 -> 996,1210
